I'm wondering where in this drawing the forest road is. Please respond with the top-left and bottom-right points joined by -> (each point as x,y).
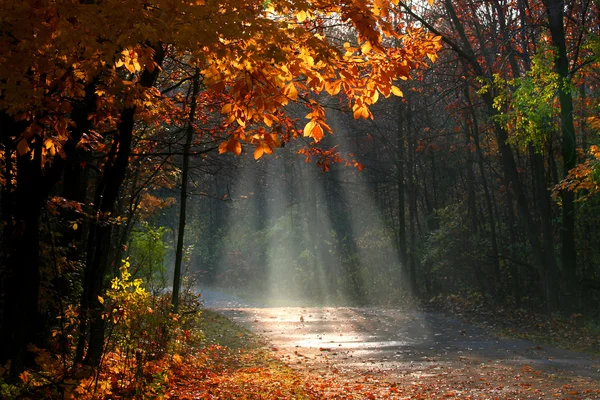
199,288 -> 600,397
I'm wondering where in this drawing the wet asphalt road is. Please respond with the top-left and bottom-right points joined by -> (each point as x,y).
198,287 -> 600,394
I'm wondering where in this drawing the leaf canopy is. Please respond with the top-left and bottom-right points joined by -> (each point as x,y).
1,0 -> 441,158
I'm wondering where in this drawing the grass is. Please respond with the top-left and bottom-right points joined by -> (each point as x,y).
197,309 -> 263,349
168,309 -> 311,399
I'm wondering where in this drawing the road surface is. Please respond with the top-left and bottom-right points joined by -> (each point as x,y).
198,287 -> 600,398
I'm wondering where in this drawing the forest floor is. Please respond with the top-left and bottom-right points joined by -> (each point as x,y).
167,289 -> 600,399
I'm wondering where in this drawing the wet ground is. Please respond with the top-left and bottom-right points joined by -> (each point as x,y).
199,287 -> 600,398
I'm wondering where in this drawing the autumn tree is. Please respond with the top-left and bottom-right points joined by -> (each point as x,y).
0,0 -> 440,376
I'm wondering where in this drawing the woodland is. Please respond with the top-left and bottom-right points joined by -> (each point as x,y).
1,0 -> 599,398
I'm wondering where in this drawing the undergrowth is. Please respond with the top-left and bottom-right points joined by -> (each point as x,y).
0,261 -> 203,399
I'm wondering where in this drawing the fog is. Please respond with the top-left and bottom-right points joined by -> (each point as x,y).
184,109 -> 413,308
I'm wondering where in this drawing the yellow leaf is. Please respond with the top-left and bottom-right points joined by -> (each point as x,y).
284,82 -> 298,101
370,89 -> 379,103
391,86 -> 404,97
97,295 -> 104,304
303,120 -> 316,137
353,103 -> 371,119
325,80 -> 342,96
296,10 -> 308,23
72,223 -> 78,231
173,354 -> 183,365
263,114 -> 275,127
361,41 -> 372,54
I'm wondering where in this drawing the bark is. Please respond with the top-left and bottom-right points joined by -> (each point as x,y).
465,134 -> 478,234
80,107 -> 136,366
465,88 -> 501,297
172,72 -> 200,313
0,113 -> 63,378
406,105 -> 419,293
2,132 -> 44,378
396,102 -> 408,287
488,97 -> 560,312
544,0 -> 578,310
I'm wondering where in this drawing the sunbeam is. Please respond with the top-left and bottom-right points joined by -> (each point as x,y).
205,108 -> 414,308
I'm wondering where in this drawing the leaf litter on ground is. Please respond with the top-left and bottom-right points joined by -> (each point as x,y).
165,308 -> 600,399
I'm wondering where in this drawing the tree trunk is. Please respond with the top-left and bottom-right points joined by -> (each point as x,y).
465,89 -> 502,298
406,106 -> 419,293
0,113 -> 54,379
79,107 -> 136,366
6,140 -> 44,379
544,0 -> 578,311
396,101 -> 408,288
172,72 -> 200,313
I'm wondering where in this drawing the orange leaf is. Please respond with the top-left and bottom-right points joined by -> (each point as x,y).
325,80 -> 342,96
221,103 -> 232,114
229,139 -> 242,155
253,141 -> 272,160
311,123 -> 324,142
16,139 -> 30,155
254,145 -> 264,160
219,139 -> 242,155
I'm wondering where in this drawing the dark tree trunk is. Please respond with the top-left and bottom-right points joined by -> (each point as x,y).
1,83 -> 100,376
486,94 -> 560,312
6,143 -> 44,378
406,107 -> 419,293
396,102 -> 408,288
79,107 -> 136,366
465,133 -> 478,235
544,0 -> 578,311
0,113 -> 50,379
172,72 -> 200,313
466,90 -> 501,298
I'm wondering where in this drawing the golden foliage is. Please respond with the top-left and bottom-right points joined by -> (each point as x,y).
1,0 -> 441,161
554,145 -> 600,201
